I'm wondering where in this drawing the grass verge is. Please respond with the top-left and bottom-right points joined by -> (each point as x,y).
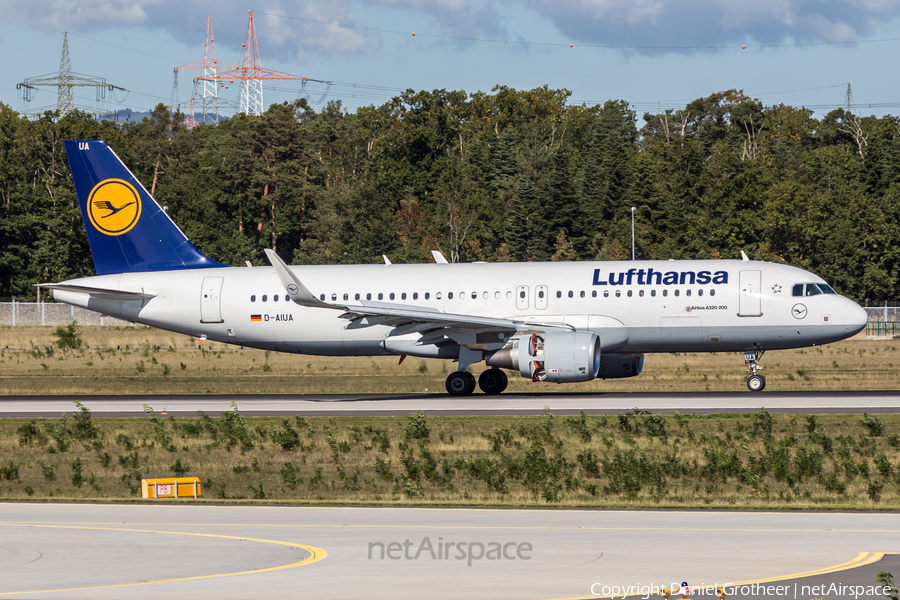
0,326 -> 898,394
1,404 -> 899,509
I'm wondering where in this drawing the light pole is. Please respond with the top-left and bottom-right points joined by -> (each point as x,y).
631,207 -> 636,261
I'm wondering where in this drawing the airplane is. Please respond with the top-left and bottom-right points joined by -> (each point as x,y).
44,140 -> 869,395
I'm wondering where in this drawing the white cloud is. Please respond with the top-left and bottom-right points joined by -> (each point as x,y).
3,0 -> 900,60
520,0 -> 900,53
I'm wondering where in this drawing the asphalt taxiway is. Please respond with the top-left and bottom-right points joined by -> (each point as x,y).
1,391 -> 899,418
1,504 -> 898,599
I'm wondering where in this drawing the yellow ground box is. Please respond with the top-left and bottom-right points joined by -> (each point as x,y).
141,477 -> 202,499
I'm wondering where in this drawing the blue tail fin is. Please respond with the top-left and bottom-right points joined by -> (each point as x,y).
64,140 -> 226,275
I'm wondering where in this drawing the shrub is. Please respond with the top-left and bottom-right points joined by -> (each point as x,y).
861,414 -> 884,437
170,458 -> 190,477
0,460 -> 20,481
72,401 -> 98,440
52,321 -> 82,350
270,419 -> 301,451
405,411 -> 430,440
17,419 -> 47,446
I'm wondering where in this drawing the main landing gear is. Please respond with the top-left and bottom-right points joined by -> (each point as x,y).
445,369 -> 509,396
744,347 -> 766,392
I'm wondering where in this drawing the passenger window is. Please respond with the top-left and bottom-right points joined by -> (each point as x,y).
413,292 -> 418,300
674,290 -> 680,297
262,295 -> 268,302
556,291 -> 562,298
343,293 -> 349,301
435,292 -> 440,299
662,290 -> 668,297
686,289 -> 691,297
319,294 -> 325,301
627,290 -> 633,297
274,295 -> 280,302
378,293 -> 384,300
615,290 -> 621,297
366,293 -> 372,300
459,292 -> 465,300
580,291 -> 585,298
639,290 -> 644,297
251,295 -> 256,302
389,293 -> 395,300
592,290 -> 597,298
710,289 -> 715,297
494,291 -> 500,299
698,289 -> 703,297
425,292 -> 430,299
604,290 -> 609,298
506,291 -> 512,299
568,291 -> 574,298
472,292 -> 477,299
355,293 -> 360,301
448,292 -> 454,299
401,293 -> 407,300
332,294 -> 337,301
792,284 -> 804,297
520,290 -> 526,299
651,290 -> 656,297
538,290 -> 545,298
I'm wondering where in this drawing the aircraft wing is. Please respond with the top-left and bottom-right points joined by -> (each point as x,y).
40,283 -> 156,301
264,249 -> 572,337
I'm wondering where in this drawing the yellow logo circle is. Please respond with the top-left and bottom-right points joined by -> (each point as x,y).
87,179 -> 142,236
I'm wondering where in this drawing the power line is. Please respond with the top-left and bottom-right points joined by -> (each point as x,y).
261,11 -> 900,51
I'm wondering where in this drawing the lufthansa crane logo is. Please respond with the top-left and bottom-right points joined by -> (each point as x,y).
791,303 -> 808,319
86,179 -> 141,236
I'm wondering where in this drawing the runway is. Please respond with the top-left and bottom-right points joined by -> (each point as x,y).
1,390 -> 899,418
1,503 -> 898,599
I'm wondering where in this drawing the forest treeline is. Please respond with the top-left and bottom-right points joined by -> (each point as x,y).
1,86 -> 899,302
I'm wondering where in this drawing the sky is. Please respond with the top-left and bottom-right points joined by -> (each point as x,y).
3,0 -> 900,121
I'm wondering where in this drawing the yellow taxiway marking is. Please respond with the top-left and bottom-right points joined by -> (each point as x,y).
544,551 -> 886,600
0,523 -> 327,596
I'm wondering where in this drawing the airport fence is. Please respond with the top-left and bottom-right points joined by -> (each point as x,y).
0,302 -> 132,327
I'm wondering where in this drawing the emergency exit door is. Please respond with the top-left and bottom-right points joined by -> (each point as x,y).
738,270 -> 762,317
200,277 -> 224,323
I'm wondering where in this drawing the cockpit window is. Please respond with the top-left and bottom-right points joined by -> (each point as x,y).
793,283 -> 837,296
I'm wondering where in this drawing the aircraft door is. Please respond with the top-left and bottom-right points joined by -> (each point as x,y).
535,285 -> 548,310
200,277 -> 224,323
516,285 -> 529,310
738,270 -> 762,317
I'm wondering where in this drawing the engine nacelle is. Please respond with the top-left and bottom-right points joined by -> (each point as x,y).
597,353 -> 644,379
486,331 -> 601,383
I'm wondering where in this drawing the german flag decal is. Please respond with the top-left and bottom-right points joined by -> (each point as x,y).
250,315 -> 262,322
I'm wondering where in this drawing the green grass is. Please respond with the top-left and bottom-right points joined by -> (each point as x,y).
2,404 -> 899,509
0,326 -> 897,394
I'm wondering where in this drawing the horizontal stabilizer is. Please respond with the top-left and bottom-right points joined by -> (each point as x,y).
40,283 -> 156,301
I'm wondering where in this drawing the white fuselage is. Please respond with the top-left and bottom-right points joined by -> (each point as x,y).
51,259 -> 868,359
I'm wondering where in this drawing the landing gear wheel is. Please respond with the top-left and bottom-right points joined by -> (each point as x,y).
478,369 -> 508,395
747,374 -> 766,392
446,371 -> 477,396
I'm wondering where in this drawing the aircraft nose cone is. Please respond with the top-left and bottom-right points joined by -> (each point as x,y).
843,300 -> 868,334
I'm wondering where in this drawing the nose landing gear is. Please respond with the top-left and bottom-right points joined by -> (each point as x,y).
744,348 -> 766,392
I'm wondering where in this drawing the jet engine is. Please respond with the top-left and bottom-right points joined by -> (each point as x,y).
485,331 -> 601,383
597,353 -> 644,379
